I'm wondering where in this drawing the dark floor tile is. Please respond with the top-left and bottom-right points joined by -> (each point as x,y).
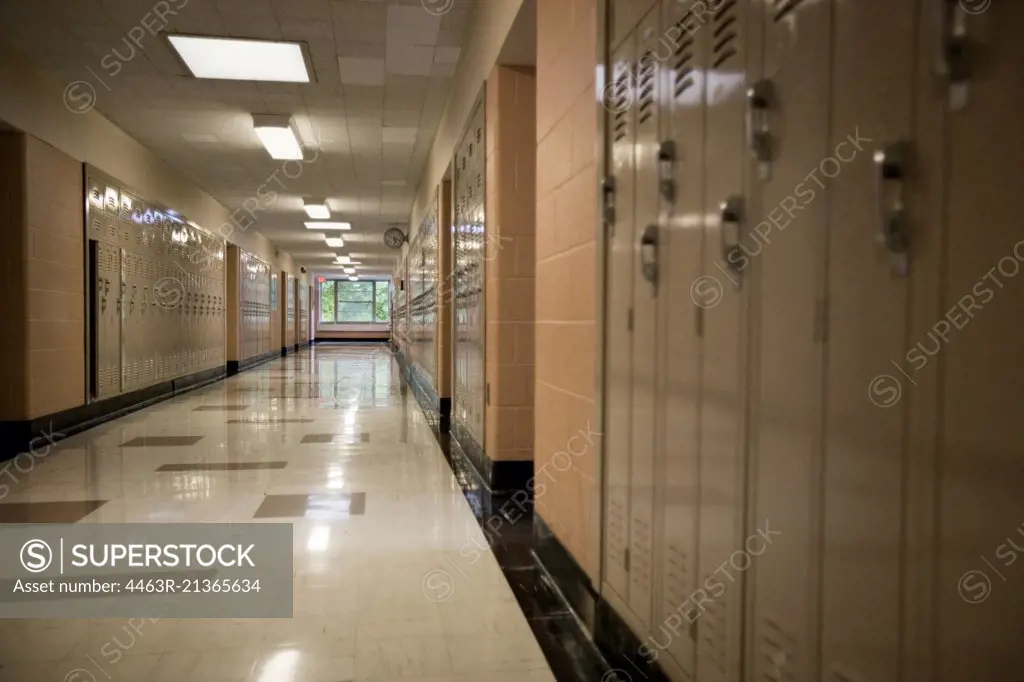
360,432 -> 370,443
121,436 -> 205,447
253,492 -> 365,518
300,434 -> 335,444
155,462 -> 287,472
0,500 -> 107,523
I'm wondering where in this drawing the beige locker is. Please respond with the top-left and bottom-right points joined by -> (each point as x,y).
650,0 -> 707,675
603,30 -> 638,606
611,0 -> 658,52
927,3 -> 1024,680
819,1 -> 918,681
745,1 -> 831,680
695,1 -> 754,681
626,5 -> 664,629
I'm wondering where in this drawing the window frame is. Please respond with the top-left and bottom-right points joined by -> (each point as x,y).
319,279 -> 391,324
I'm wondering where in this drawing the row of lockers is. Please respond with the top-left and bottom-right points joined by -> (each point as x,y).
602,1 -> 1022,681
452,99 -> 487,444
240,250 -> 272,360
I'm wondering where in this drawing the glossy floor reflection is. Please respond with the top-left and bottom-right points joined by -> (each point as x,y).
0,345 -> 557,682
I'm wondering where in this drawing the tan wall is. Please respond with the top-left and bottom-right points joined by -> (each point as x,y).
410,0 -> 524,230
24,137 -> 85,419
534,0 -> 600,577
0,133 -> 28,420
485,66 -> 537,462
0,44 -> 297,278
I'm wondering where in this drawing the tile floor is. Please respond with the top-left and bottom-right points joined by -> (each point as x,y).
0,345 -> 556,682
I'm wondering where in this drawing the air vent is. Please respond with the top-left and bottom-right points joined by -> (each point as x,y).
637,51 -> 656,125
673,16 -> 696,100
774,0 -> 805,23
712,0 -> 739,68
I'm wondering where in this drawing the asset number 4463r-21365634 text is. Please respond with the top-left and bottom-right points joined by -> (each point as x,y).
124,578 -> 261,593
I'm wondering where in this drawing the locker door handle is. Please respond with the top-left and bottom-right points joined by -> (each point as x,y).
941,0 -> 973,110
746,79 -> 775,179
640,224 -> 659,289
874,141 -> 910,276
720,195 -> 744,275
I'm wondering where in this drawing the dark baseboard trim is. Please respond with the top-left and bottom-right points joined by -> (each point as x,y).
313,337 -> 392,344
227,349 -> 280,377
451,419 -> 534,496
534,517 -> 671,682
0,365 -> 226,463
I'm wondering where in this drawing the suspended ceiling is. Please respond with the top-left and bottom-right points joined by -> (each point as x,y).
0,0 -> 474,277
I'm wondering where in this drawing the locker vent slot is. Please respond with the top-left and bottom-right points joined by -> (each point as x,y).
711,0 -> 739,69
636,52 -> 656,124
612,66 -> 632,141
773,0 -> 805,23
672,18 -> 695,100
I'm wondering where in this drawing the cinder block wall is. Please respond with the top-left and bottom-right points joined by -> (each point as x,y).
535,0 -> 600,578
485,65 -> 537,463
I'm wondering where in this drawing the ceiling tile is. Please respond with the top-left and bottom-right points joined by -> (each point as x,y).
337,57 -> 385,86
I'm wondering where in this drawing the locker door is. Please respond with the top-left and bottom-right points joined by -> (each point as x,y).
650,0 -> 706,675
695,1 -> 754,680
611,0 -> 659,51
933,3 -> 1024,680
91,242 -> 121,399
820,1 -> 918,681
747,1 -> 831,680
627,6 -> 664,628
603,26 -> 637,606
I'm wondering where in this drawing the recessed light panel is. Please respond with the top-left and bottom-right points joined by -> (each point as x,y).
253,114 -> 302,160
325,237 -> 345,248
305,222 -> 351,230
304,198 -> 330,219
167,35 -> 311,82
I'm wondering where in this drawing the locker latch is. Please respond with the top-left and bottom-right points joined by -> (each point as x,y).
941,0 -> 973,111
657,140 -> 676,203
640,224 -> 660,291
874,142 -> 910,277
601,176 -> 616,231
720,195 -> 745,276
746,79 -> 775,180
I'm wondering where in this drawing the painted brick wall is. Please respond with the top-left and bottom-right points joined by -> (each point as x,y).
535,0 -> 600,578
24,136 -> 84,419
485,65 -> 538,463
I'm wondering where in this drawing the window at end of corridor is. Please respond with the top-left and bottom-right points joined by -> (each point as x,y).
320,279 -> 390,324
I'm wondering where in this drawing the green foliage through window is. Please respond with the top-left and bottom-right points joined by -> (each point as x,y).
319,279 -> 390,324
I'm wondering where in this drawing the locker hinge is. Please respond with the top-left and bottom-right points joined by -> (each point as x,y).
695,305 -> 704,338
813,298 -> 829,343
627,307 -> 634,332
624,548 -> 630,572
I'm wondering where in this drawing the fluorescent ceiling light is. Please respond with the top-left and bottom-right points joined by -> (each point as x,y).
348,276 -> 359,281
335,256 -> 351,264
344,267 -> 356,274
305,221 -> 351,230
304,198 -> 330,219
167,35 -> 311,82
252,114 -> 302,160
325,237 -> 344,248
